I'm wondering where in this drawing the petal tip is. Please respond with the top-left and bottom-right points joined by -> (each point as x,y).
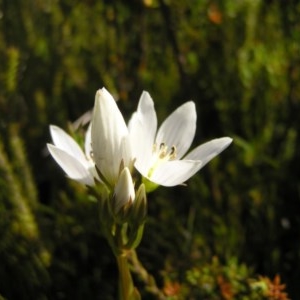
49,124 -> 59,133
221,137 -> 233,146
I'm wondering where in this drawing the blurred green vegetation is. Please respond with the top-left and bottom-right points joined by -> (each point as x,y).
0,0 -> 299,299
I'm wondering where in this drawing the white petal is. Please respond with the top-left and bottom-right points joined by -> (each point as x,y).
113,167 -> 135,213
185,137 -> 233,167
47,144 -> 94,186
155,101 -> 196,159
128,91 -> 157,174
50,125 -> 87,162
120,135 -> 133,170
150,160 -> 202,186
72,109 -> 92,130
85,122 -> 92,159
91,88 -> 130,185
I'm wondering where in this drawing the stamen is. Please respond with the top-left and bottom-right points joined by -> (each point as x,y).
153,142 -> 177,160
159,143 -> 167,159
159,142 -> 166,149
170,146 -> 177,159
148,142 -> 177,177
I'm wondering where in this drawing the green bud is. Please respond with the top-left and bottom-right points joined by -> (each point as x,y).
126,223 -> 145,250
130,183 -> 147,226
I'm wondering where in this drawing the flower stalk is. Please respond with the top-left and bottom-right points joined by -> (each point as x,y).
117,253 -> 140,300
128,250 -> 166,300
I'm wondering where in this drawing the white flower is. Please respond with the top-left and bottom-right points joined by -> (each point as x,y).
129,92 -> 232,187
91,88 -> 133,188
113,167 -> 135,214
47,124 -> 96,186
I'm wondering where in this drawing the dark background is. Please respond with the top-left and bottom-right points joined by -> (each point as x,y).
0,0 -> 299,299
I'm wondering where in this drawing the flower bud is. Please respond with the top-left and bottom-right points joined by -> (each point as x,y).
112,167 -> 135,222
130,183 -> 147,226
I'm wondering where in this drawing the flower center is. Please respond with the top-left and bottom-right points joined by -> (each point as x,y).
148,142 -> 177,177
153,142 -> 177,160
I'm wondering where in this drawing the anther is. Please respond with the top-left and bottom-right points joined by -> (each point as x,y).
170,146 -> 177,159
159,142 -> 166,149
159,143 -> 167,158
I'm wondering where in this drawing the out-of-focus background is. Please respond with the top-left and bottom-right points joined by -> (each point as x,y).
0,1 -> 299,299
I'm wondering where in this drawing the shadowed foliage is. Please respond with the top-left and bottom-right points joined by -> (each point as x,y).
0,0 -> 299,299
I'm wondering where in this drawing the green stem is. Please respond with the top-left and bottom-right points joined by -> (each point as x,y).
129,250 -> 166,300
117,254 -> 136,300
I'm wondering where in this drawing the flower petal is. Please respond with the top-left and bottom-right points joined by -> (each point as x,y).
150,160 -> 202,186
128,91 -> 157,174
85,122 -> 92,159
91,88 -> 131,185
185,137 -> 233,167
47,144 -> 94,186
50,125 -> 87,162
155,101 -> 196,159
